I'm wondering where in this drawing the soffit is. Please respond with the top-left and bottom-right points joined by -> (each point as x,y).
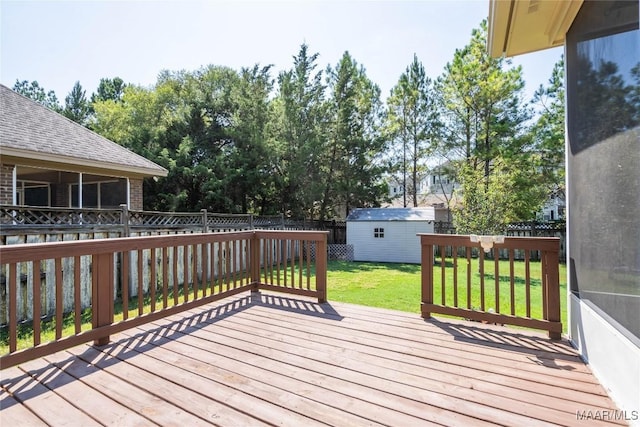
488,0 -> 583,57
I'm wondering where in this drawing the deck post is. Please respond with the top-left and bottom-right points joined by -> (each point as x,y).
92,252 -> 115,346
420,235 -> 434,319
544,247 -> 562,340
315,237 -> 327,303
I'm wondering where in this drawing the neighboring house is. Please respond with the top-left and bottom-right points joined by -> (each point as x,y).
346,207 -> 434,264
388,165 -> 458,201
0,84 -> 167,210
387,164 -> 458,220
540,188 -> 566,221
489,0 -> 639,421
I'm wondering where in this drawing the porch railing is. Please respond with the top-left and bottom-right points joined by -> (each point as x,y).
419,234 -> 561,339
0,230 -> 327,369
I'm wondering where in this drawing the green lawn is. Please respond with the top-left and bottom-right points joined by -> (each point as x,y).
327,259 -> 568,331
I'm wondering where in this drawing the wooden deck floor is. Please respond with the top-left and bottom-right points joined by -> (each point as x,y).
1,292 -> 624,426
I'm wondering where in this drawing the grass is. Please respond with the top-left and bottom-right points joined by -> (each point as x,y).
2,258 -> 568,354
327,259 -> 568,331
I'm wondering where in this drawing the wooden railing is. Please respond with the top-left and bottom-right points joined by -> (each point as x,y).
0,230 -> 327,369
419,234 -> 561,339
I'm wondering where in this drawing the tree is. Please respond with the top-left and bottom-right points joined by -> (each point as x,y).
452,159 -> 517,234
530,57 -> 566,203
91,77 -> 127,103
13,80 -> 61,111
63,81 -> 91,125
439,21 -> 541,224
322,51 -> 388,219
272,44 -> 328,218
386,54 -> 440,207
228,64 -> 275,213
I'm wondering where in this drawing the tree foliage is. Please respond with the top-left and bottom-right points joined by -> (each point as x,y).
13,80 -> 61,112
530,57 -> 566,202
386,54 -> 440,207
63,81 -> 91,125
25,28 -> 571,224
439,20 -> 546,229
323,51 -> 388,219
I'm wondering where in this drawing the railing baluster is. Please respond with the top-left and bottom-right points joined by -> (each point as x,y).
291,240 -> 296,288
150,248 -> 157,312
55,258 -> 63,340
276,239 -> 287,285
202,243 -> 208,297
479,250 -> 485,311
137,249 -> 144,315
162,247 -> 168,308
192,244 -> 198,299
173,246 -> 179,305
232,240 -> 238,289
525,250 -> 531,318
183,245 -> 189,303
494,251 -> 500,313
74,256 -> 81,333
306,241 -> 311,290
33,261 -> 41,346
453,246 -> 458,308
509,249 -> 515,316
298,240 -> 303,289
466,247 -> 472,309
225,241 -> 231,291
440,245 -> 446,305
122,251 -> 129,320
9,263 -> 17,353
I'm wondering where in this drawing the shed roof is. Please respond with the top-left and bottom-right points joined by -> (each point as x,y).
0,84 -> 167,178
347,208 -> 435,222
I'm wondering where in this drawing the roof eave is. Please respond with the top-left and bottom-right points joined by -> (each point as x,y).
487,0 -> 583,58
0,147 -> 168,178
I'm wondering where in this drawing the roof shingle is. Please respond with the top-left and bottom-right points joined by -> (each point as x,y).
0,84 -> 166,177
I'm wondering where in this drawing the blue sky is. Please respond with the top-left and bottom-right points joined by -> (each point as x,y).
1,0 -> 562,103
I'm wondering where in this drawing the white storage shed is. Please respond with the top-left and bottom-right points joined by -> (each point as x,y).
346,207 -> 435,264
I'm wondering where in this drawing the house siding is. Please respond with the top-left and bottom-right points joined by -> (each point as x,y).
347,221 -> 434,264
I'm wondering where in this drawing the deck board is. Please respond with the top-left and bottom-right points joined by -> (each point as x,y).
0,292 -> 625,426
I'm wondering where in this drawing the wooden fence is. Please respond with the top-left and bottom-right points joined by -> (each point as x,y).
0,230 -> 327,369
419,233 -> 561,339
0,205 -> 346,243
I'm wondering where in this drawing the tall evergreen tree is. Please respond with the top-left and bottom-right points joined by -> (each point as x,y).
63,81 -> 91,125
273,44 -> 328,218
228,64 -> 275,213
386,54 -> 440,207
530,57 -> 566,203
439,21 -> 539,227
323,51 -> 388,219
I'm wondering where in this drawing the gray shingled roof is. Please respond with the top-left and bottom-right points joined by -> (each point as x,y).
0,84 -> 167,176
347,208 -> 435,221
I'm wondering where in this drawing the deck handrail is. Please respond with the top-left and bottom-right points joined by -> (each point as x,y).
0,230 -> 328,369
418,233 -> 561,339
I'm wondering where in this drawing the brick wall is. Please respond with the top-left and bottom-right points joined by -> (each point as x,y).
0,163 -> 15,205
129,178 -> 143,210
